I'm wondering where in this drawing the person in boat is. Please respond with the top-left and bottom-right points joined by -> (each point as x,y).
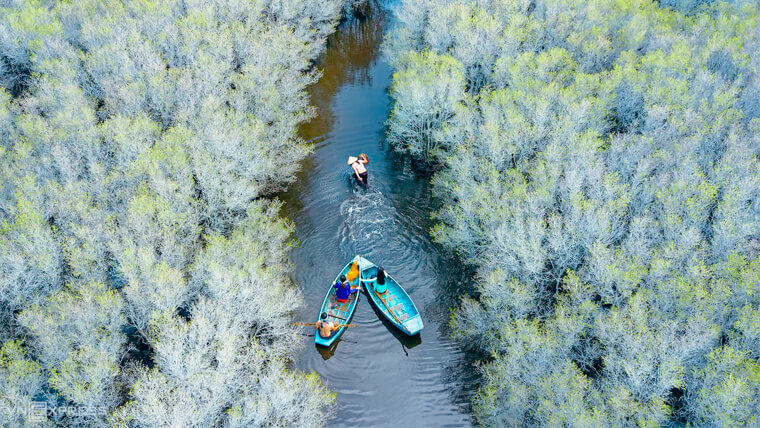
347,154 -> 369,189
361,266 -> 388,294
374,266 -> 387,294
315,312 -> 349,338
333,274 -> 361,304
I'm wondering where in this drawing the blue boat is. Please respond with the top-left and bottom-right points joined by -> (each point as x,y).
314,257 -> 362,347
357,256 -> 423,335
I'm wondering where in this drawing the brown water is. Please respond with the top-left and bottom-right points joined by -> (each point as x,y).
278,4 -> 476,427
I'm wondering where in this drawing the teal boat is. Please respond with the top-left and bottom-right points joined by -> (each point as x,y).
314,257 -> 362,347
357,256 -> 423,335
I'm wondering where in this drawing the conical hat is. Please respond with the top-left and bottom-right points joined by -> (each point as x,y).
347,156 -> 358,165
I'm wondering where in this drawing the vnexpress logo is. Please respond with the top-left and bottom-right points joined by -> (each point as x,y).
28,401 -> 47,423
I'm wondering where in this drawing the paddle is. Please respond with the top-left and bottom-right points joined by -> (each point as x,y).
295,322 -> 357,327
328,288 -> 359,320
358,271 -> 403,325
372,287 -> 405,327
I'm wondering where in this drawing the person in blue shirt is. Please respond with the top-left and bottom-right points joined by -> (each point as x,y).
334,274 -> 361,303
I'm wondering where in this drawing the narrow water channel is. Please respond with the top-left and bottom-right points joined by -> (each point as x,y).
278,4 -> 476,426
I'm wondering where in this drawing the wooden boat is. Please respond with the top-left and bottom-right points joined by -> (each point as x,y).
314,257 -> 362,347
357,256 -> 423,335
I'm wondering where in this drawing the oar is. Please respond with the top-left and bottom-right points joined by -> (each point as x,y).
295,322 -> 357,327
373,287 -> 404,327
329,292 -> 358,320
329,300 -> 349,319
329,313 -> 349,321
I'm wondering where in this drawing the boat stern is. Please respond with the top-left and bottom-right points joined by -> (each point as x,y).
315,327 -> 344,347
402,314 -> 424,335
314,334 -> 334,347
314,334 -> 330,347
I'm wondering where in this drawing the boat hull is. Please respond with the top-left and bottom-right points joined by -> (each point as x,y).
357,256 -> 423,335
314,258 -> 362,347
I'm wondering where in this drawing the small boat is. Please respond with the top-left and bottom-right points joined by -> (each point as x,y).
357,256 -> 423,335
314,257 -> 362,347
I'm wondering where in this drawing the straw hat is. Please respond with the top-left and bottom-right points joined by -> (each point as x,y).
347,156 -> 358,165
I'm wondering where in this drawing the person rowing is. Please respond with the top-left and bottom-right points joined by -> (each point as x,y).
315,312 -> 352,338
347,153 -> 369,189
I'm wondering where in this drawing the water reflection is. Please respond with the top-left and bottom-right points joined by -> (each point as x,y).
315,336 -> 360,360
300,8 -> 389,142
316,340 -> 340,360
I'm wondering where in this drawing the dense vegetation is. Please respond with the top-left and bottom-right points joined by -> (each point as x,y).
0,0 -> 361,425
386,0 -> 760,425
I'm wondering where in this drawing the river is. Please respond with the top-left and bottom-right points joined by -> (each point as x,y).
278,4 -> 476,426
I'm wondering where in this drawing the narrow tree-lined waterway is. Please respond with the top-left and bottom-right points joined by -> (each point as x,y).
278,5 -> 476,426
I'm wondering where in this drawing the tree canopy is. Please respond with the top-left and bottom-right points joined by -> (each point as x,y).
386,0 -> 760,425
0,0 -> 359,425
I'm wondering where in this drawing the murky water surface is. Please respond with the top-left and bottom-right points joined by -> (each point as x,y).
279,6 -> 476,426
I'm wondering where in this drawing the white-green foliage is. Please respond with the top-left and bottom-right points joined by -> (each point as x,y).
190,202 -> 301,352
387,51 -> 466,159
685,346 -> 760,426
18,281 -> 125,425
0,340 -> 46,426
0,0 -> 357,425
112,202 -> 330,426
387,0 -> 760,425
